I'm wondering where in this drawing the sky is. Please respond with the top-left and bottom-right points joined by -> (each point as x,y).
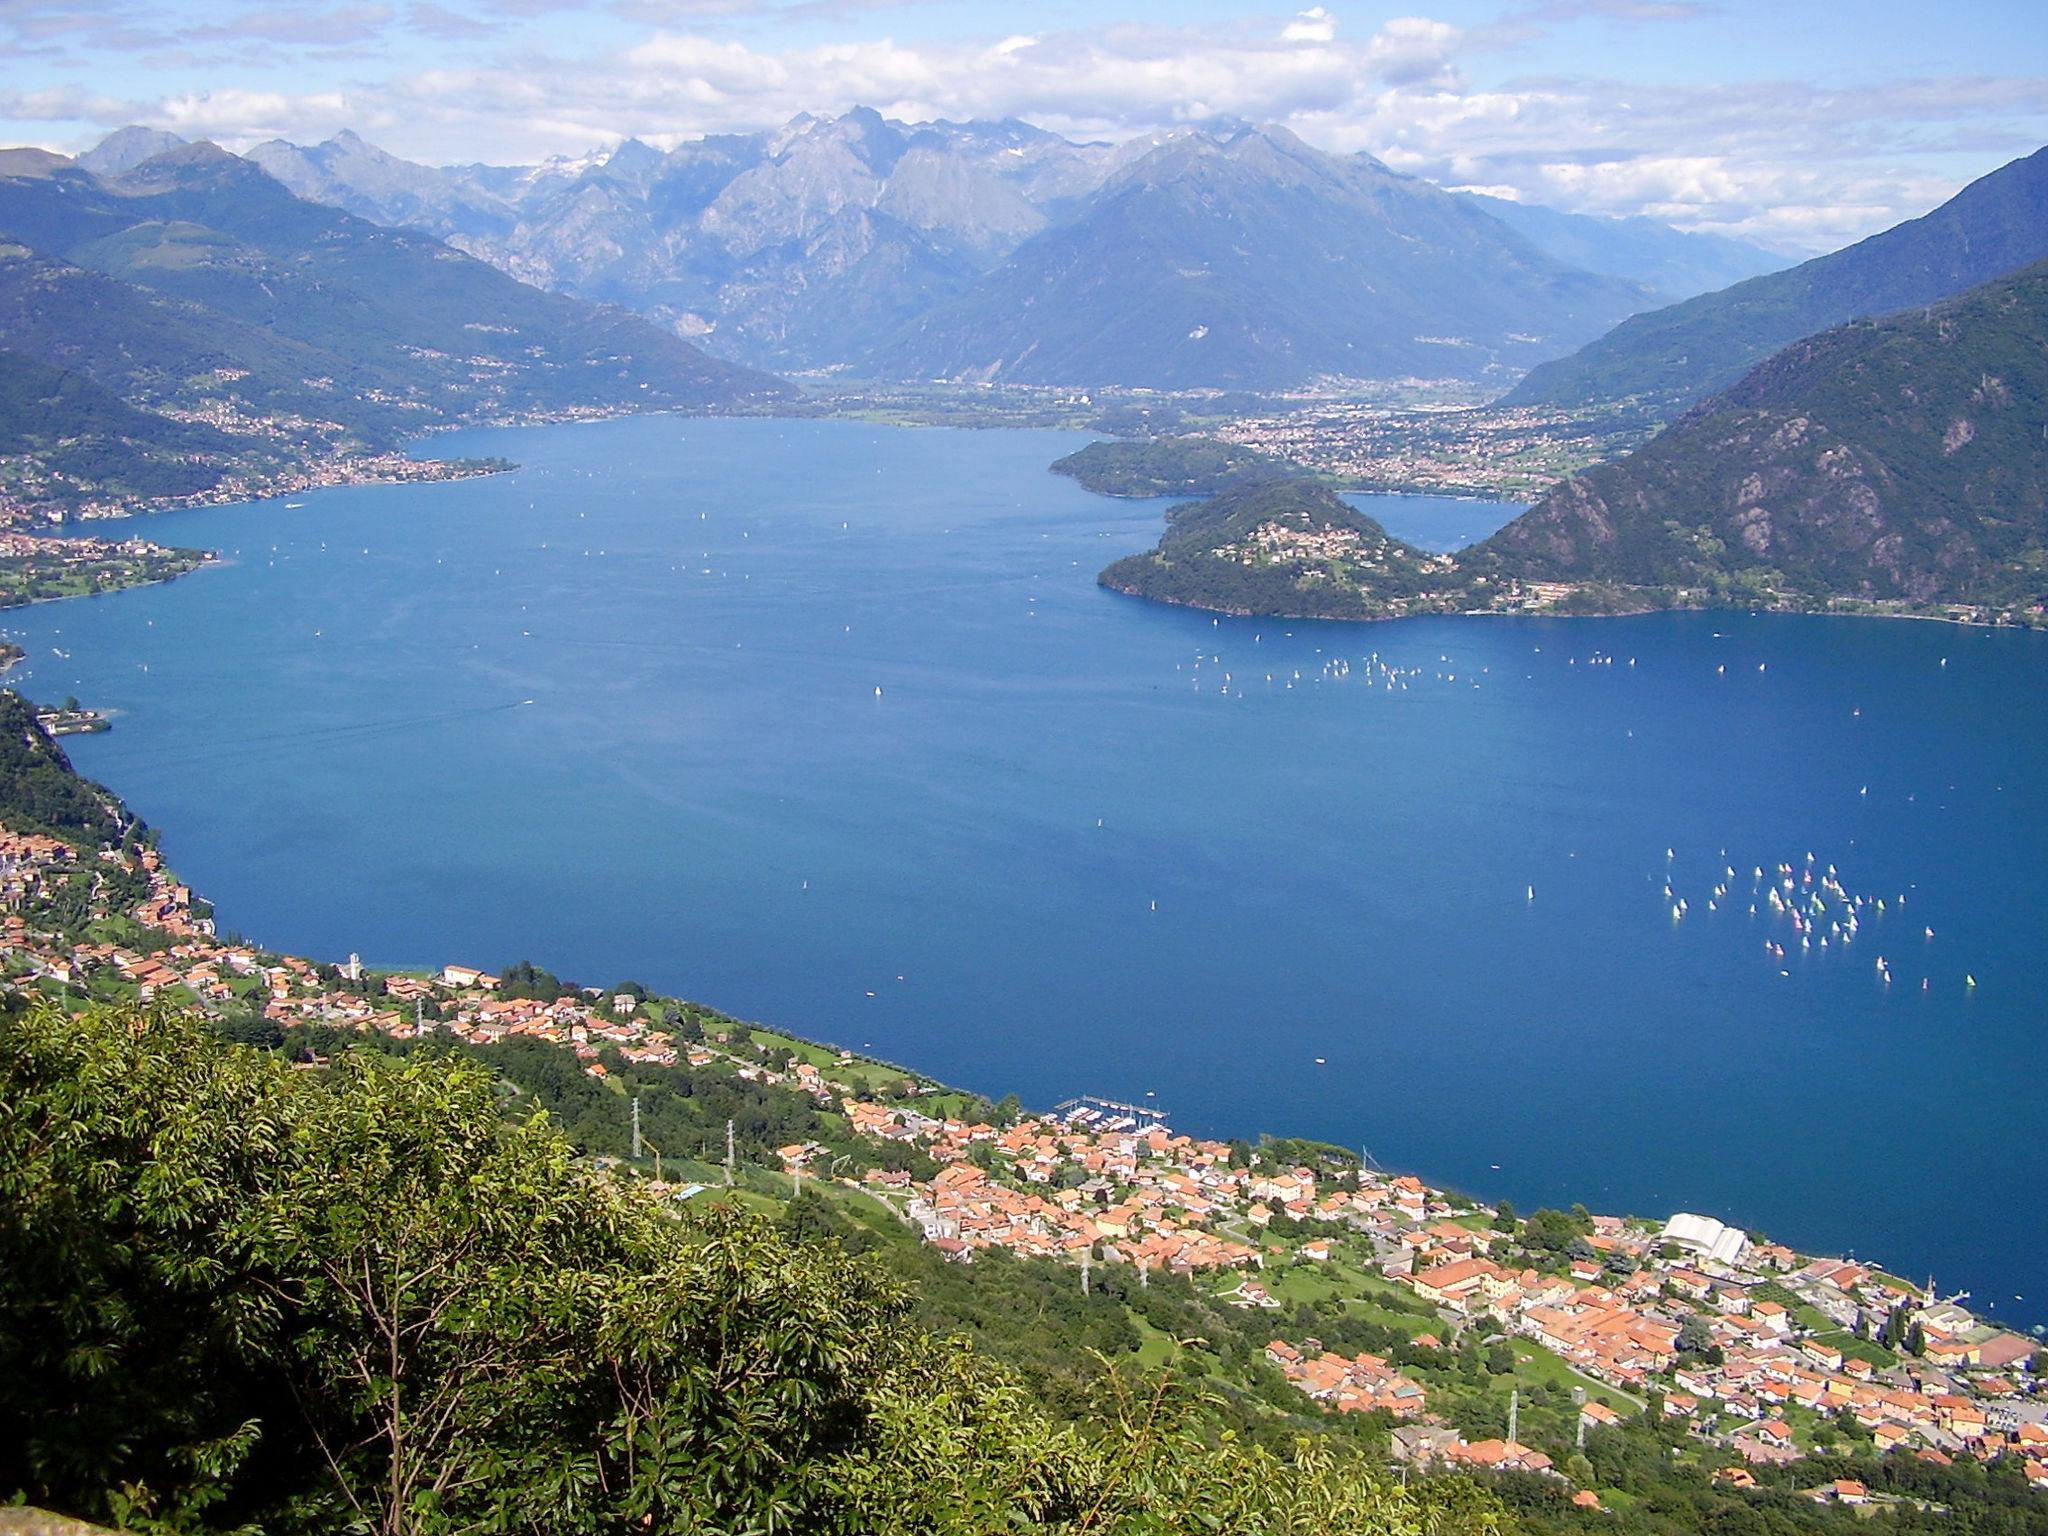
2,0 -> 2045,253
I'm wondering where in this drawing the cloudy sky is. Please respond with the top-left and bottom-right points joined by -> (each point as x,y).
3,0 -> 2044,253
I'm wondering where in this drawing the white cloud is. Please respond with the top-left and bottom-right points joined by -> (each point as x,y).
5,7 -> 2041,255
149,87 -> 357,144
1281,7 -> 1337,44
1359,17 -> 1462,87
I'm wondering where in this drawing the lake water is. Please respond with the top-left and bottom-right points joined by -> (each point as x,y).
9,416 -> 2044,1327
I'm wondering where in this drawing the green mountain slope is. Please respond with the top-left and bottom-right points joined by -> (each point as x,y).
1505,144 -> 2048,416
1475,259 -> 2048,613
0,144 -> 791,481
1100,263 -> 2048,623
874,125 -> 1653,390
0,347 -> 231,502
0,691 -> 128,847
0,1002 -> 1510,1536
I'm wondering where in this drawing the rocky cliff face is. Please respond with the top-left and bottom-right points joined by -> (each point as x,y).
872,123 -> 1656,390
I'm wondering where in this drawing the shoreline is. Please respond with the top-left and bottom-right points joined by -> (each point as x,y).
44,795 -> 2027,1339
0,558 -> 221,615
44,740 -> 2038,1339
1099,577 -> 2047,632
29,453 -> 512,530
10,412 -> 2043,1338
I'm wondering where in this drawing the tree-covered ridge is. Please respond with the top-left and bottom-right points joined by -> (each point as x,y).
0,690 -> 125,847
0,349 -> 232,504
1472,259 -> 2048,616
1051,436 -> 1294,497
1098,479 -> 1471,620
0,1003 -> 1511,1536
1505,144 -> 2048,417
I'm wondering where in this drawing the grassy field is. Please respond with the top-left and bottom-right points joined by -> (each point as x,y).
1814,1330 -> 1900,1369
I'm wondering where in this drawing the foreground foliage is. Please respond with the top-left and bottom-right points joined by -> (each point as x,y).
0,1005 -> 1505,1536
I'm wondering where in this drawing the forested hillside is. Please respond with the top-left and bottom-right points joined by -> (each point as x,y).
0,142 -> 789,516
1506,145 -> 2048,416
0,1005 -> 1507,1536
1475,260 -> 2048,612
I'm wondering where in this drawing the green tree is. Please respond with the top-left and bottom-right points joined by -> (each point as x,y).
0,1005 -> 1517,1536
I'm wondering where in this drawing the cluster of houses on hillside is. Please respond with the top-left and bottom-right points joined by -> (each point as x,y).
3,806 -> 2043,1489
1265,1338 -> 1429,1419
845,1110 -> 1273,1271
1390,1211 -> 2043,1474
824,1083 -> 2045,1481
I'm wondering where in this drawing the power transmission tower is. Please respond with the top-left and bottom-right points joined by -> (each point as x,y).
725,1119 -> 735,1186
632,1095 -> 642,1162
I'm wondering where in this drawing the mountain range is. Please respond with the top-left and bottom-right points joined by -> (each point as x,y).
1507,145 -> 2048,417
870,124 -> 1659,390
0,140 -> 787,511
90,111 -> 1789,388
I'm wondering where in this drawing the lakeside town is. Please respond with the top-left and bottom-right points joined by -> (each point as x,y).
3,763 -> 2042,1512
0,530 -> 215,608
0,438 -> 509,530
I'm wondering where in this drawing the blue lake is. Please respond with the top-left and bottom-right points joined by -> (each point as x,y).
8,416 -> 2044,1327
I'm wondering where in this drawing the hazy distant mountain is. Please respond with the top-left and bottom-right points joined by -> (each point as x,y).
201,111 -> 1115,370
74,125 -> 185,177
1506,144 -> 2048,416
1477,258 -> 2048,611
148,112 -> 1761,385
244,128 -> 520,244
1459,194 -> 1785,302
872,123 -> 1655,390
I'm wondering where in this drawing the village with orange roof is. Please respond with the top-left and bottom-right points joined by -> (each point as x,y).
4,795 -> 2046,1500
